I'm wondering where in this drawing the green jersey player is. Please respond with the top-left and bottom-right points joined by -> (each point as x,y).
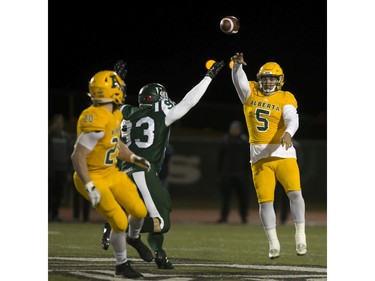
101,60 -> 224,269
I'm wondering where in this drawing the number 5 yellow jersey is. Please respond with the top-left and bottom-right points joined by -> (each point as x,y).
76,105 -> 123,172
244,81 -> 298,145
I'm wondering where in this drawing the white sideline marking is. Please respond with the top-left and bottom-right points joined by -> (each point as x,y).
49,256 -> 326,273
182,263 -> 326,273
49,256 -> 115,262
73,270 -> 326,280
72,271 -> 194,281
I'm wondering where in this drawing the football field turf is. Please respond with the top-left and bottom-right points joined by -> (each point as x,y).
49,221 -> 326,280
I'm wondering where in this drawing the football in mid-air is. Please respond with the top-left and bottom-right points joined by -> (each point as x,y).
220,16 -> 240,34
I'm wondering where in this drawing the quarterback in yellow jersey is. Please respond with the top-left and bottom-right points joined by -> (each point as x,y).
231,53 -> 307,259
71,70 -> 153,279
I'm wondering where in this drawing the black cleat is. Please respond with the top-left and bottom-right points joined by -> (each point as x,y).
101,222 -> 111,250
155,249 -> 175,269
115,261 -> 143,279
126,235 -> 154,262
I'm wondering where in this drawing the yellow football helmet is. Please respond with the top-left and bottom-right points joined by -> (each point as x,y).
88,70 -> 125,105
256,62 -> 284,94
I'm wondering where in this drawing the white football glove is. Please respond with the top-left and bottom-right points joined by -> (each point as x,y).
85,181 -> 101,207
130,154 -> 151,172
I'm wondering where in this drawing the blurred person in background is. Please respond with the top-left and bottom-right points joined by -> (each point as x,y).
216,120 -> 252,224
67,129 -> 91,223
48,113 -> 73,222
72,184 -> 91,222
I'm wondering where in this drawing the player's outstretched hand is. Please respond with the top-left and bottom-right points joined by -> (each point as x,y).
231,53 -> 247,66
113,59 -> 128,80
85,181 -> 101,207
131,154 -> 151,172
206,60 -> 225,79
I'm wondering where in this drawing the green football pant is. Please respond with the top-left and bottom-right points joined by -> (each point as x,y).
127,167 -> 172,252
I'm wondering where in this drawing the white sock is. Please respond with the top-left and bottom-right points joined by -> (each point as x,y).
295,222 -> 307,246
287,191 -> 307,246
259,202 -> 279,250
264,227 -> 280,251
128,216 -> 144,239
110,231 -> 127,265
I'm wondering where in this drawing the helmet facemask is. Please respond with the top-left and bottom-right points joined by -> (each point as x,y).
256,62 -> 285,95
138,83 -> 168,106
258,75 -> 282,95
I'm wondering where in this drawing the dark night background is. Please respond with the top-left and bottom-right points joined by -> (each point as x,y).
49,0 -> 327,138
3,1 -> 374,278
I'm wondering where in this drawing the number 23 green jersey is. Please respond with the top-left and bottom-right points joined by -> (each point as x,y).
120,98 -> 175,173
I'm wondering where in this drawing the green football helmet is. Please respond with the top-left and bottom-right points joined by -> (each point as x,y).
138,83 -> 168,106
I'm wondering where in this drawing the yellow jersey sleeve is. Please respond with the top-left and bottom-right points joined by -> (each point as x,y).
77,106 -> 107,135
283,91 -> 298,109
243,82 -> 298,145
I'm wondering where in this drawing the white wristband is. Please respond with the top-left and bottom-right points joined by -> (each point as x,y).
85,181 -> 95,190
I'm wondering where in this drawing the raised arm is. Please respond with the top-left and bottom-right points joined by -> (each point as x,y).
231,53 -> 251,104
165,61 -> 224,126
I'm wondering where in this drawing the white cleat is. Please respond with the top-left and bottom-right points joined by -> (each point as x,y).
296,244 -> 307,256
269,248 -> 280,259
